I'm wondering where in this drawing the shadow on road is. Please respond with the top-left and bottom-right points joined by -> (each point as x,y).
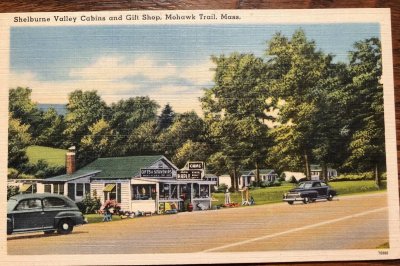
7,231 -> 88,241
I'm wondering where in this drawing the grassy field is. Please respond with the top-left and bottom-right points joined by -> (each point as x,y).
26,145 -> 66,167
212,180 -> 385,206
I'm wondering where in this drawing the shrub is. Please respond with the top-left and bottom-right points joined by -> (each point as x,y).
289,176 -> 298,183
250,181 -> 258,187
260,181 -> 268,188
330,172 -> 385,182
7,185 -> 19,200
273,180 -> 281,186
77,192 -> 101,214
216,183 -> 228,193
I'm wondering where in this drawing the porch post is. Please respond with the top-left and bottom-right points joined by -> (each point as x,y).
190,183 -> 193,203
156,182 -> 160,214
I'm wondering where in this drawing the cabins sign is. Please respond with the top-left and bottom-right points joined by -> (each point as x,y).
140,168 -> 173,178
187,162 -> 204,170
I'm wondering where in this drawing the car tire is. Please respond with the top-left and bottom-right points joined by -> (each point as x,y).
287,201 -> 294,205
57,219 -> 74,234
44,230 -> 55,235
303,197 -> 310,204
327,193 -> 334,201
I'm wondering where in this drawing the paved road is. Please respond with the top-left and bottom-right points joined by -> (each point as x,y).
7,192 -> 389,255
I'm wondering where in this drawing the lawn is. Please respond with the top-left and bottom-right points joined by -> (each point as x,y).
85,213 -> 122,223
212,180 -> 386,206
26,145 -> 66,167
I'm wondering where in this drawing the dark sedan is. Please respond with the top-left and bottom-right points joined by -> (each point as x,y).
283,180 -> 337,204
7,193 -> 87,235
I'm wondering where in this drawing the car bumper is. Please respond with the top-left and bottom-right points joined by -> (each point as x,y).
283,197 -> 303,202
283,193 -> 303,202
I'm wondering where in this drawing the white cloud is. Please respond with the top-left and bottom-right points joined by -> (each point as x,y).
180,60 -> 214,86
9,55 -> 214,116
9,71 -> 138,104
69,55 -> 214,86
9,71 -> 204,115
70,55 -> 178,81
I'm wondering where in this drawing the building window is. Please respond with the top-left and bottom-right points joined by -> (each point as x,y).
132,184 -> 156,200
104,183 -> 121,203
44,184 -> 51,193
53,184 -> 64,195
159,184 -> 169,199
200,185 -> 209,198
76,183 -> 84,197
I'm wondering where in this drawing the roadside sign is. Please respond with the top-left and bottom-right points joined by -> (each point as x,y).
177,170 -> 203,180
186,161 -> 205,170
140,168 -> 172,178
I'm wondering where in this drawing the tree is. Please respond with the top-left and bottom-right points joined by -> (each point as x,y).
9,87 -> 43,139
344,38 -> 384,187
155,111 -> 205,157
310,63 -> 353,181
125,120 -> 159,155
64,90 -> 108,147
157,103 -> 175,132
201,53 -> 273,190
79,118 -> 115,166
36,107 -> 65,147
110,96 -> 159,138
8,114 -> 31,169
172,140 -> 211,168
265,29 -> 333,179
266,125 -> 303,173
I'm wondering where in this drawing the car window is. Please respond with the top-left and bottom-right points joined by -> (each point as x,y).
7,198 -> 18,212
298,183 -> 313,189
313,182 -> 321,187
15,199 -> 42,211
321,182 -> 327,186
43,197 -> 67,208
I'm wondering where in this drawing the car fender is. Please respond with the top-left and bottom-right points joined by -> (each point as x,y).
328,188 -> 338,196
7,216 -> 13,228
54,211 -> 82,226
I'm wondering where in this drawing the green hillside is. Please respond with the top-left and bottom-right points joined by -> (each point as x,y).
26,145 -> 66,167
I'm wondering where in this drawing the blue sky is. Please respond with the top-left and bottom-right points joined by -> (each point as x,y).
10,23 -> 380,114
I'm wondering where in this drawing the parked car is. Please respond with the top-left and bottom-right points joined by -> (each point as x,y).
7,193 -> 87,235
283,180 -> 337,205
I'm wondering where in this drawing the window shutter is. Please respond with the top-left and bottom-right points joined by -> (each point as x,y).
117,183 -> 121,203
68,183 -> 75,201
85,183 -> 91,196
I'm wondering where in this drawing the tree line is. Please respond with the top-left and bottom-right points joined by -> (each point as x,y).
8,29 -> 385,190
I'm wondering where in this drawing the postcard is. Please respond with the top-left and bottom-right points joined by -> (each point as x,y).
1,8 -> 399,265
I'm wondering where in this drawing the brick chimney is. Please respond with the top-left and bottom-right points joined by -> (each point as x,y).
66,146 -> 76,175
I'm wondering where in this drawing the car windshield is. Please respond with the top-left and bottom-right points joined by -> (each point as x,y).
7,198 -> 18,212
297,182 -> 313,189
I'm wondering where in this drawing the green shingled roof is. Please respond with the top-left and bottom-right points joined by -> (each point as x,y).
43,170 -> 101,182
81,155 -> 166,178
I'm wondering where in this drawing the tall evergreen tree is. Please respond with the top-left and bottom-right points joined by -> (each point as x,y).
157,103 -> 175,132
